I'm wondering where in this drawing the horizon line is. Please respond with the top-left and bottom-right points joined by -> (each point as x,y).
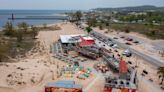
0,5 -> 164,10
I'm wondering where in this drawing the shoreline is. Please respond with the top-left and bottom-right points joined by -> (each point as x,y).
0,21 -> 64,31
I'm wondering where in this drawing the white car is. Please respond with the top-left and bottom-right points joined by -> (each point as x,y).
122,49 -> 132,57
112,44 -> 119,48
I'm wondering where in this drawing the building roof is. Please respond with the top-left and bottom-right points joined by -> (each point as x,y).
119,60 -> 128,73
45,80 -> 82,89
60,34 -> 85,43
60,34 -> 94,44
83,36 -> 94,40
79,36 -> 95,47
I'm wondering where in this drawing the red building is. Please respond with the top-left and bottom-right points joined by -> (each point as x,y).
45,80 -> 82,92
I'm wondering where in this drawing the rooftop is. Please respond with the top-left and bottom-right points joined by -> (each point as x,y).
45,80 -> 82,89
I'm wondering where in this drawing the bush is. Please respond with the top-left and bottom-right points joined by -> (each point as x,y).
3,22 -> 14,36
99,25 -> 103,30
125,29 -> 130,33
86,27 -> 92,33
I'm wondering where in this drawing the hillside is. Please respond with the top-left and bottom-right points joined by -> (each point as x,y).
94,5 -> 164,12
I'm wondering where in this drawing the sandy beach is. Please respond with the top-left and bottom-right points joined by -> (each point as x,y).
0,22 -> 85,92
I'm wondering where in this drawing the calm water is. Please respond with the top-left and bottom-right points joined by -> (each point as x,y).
0,10 -> 71,29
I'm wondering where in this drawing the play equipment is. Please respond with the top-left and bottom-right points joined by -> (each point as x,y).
76,67 -> 92,80
95,63 -> 109,73
62,64 -> 92,79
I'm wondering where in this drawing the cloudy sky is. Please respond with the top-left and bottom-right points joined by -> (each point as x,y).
0,0 -> 164,10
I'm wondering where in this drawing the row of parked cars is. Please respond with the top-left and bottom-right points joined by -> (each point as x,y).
92,32 -> 119,49
113,36 -> 140,46
90,32 -> 132,57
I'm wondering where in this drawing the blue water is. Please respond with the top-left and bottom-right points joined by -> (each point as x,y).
0,10 -> 71,28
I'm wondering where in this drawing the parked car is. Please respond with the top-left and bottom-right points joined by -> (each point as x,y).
122,49 -> 132,57
125,42 -> 132,45
111,44 -> 119,48
108,38 -> 112,41
126,38 -> 133,41
133,41 -> 139,44
161,85 -> 164,90
107,42 -> 112,46
113,37 -> 118,39
109,43 -> 114,47
120,36 -> 125,38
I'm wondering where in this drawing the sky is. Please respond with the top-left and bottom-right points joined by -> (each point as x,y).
0,0 -> 164,10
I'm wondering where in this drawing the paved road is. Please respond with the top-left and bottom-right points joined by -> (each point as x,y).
112,39 -> 164,67
83,72 -> 102,92
90,31 -> 164,92
92,31 -> 164,67
91,31 -> 164,91
138,75 -> 163,92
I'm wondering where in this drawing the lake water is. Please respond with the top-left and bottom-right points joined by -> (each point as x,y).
0,10 -> 71,29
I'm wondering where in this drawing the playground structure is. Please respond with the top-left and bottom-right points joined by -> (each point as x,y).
62,64 -> 93,80
94,62 -> 109,73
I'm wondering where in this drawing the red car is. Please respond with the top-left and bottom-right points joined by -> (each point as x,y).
126,38 -> 133,41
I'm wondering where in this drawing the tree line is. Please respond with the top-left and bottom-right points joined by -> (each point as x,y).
3,21 -> 38,42
0,21 -> 39,62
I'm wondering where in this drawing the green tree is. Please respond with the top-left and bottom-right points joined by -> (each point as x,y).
85,27 -> 92,34
99,24 -> 103,30
125,28 -> 130,33
150,30 -> 156,35
87,18 -> 97,27
17,22 -> 29,32
106,16 -> 111,21
124,25 -> 130,33
118,16 -> 125,21
74,11 -> 82,22
31,25 -> 38,39
3,22 -> 14,36
16,29 -> 23,43
73,11 -> 82,26
67,12 -> 76,23
105,21 -> 110,32
157,67 -> 164,85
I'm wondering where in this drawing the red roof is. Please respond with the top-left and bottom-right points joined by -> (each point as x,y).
119,60 -> 128,73
78,36 -> 95,47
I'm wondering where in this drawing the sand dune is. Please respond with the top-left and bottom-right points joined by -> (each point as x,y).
0,22 -> 84,92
